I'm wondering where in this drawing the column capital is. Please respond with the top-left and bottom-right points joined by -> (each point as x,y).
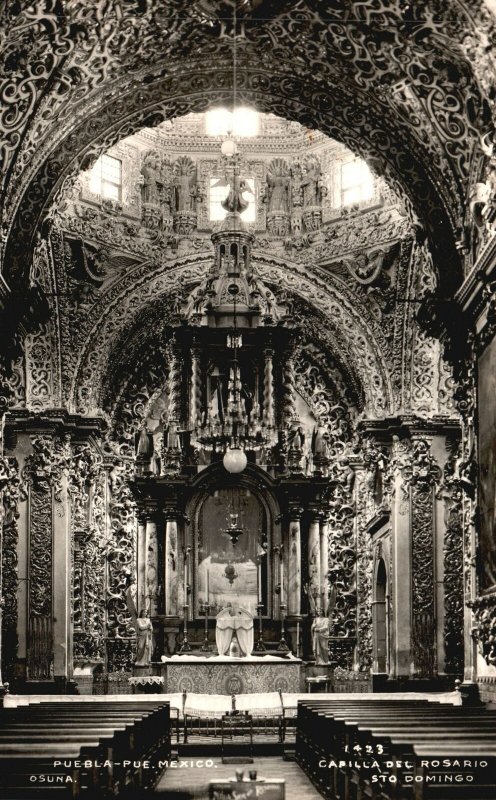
308,503 -> 324,523
288,503 -> 304,521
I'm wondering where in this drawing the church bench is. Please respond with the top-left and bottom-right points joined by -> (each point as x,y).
295,700 -> 496,800
0,701 -> 171,797
183,693 -> 233,742
182,692 -> 284,742
235,692 -> 284,741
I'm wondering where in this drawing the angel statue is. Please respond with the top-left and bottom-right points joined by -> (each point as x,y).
213,166 -> 253,215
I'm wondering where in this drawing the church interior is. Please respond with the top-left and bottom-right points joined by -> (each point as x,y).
1,1 -> 496,798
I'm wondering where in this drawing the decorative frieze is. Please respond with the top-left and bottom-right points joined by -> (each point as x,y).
0,457 -> 21,681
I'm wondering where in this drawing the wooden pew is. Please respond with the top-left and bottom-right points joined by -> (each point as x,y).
295,698 -> 496,800
0,699 -> 171,798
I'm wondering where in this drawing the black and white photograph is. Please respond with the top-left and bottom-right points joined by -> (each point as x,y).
0,1 -> 496,797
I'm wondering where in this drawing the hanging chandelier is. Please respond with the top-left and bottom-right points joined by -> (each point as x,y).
195,283 -> 276,469
223,511 -> 244,547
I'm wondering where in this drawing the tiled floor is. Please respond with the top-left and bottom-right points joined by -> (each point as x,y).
155,756 -> 323,799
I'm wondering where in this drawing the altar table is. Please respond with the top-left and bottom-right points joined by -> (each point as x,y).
160,655 -> 302,694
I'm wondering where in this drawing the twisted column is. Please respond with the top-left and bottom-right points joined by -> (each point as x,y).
167,338 -> 183,429
263,348 -> 275,429
282,348 -> 297,425
190,345 -> 202,429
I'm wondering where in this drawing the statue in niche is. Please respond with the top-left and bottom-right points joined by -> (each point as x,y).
265,158 -> 290,214
135,610 -> 154,667
311,421 -> 330,458
288,425 -> 305,450
301,157 -> 324,207
135,423 -> 153,458
174,156 -> 197,212
141,151 -> 162,205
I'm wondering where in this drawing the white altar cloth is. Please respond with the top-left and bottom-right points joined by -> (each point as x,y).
161,653 -> 300,663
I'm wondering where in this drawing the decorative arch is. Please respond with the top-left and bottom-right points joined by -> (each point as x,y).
70,250 -> 392,420
3,0 -> 495,293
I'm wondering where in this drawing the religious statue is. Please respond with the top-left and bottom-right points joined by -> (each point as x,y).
141,151 -> 161,205
135,610 -> 154,667
311,421 -> 330,458
135,423 -> 153,458
221,176 -> 253,215
290,160 -> 303,207
265,158 -> 290,214
288,425 -> 305,451
301,157 -> 324,207
173,155 -> 197,212
311,615 -> 331,665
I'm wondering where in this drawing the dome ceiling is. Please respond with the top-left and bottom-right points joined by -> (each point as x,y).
1,0 -> 495,293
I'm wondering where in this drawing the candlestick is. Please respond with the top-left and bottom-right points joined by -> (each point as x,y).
253,602 -> 266,652
179,603 -> 191,652
277,602 -> 289,653
201,602 -> 211,652
279,545 -> 284,605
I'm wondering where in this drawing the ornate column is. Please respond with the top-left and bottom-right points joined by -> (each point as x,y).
391,435 -> 413,678
320,515 -> 329,614
263,347 -> 275,429
400,434 -> 441,680
106,455 -> 137,673
163,510 -> 181,656
137,516 -> 147,614
145,514 -> 160,617
441,436 -> 465,679
0,456 -> 21,694
308,508 -> 321,613
22,434 -> 70,685
286,505 -> 302,656
68,442 -> 106,682
287,507 -> 302,616
164,337 -> 184,475
164,515 -> 179,616
327,460 -> 357,670
190,344 -> 202,430
281,344 -> 297,426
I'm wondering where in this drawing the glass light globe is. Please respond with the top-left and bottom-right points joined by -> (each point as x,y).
221,138 -> 238,157
223,447 -> 247,473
